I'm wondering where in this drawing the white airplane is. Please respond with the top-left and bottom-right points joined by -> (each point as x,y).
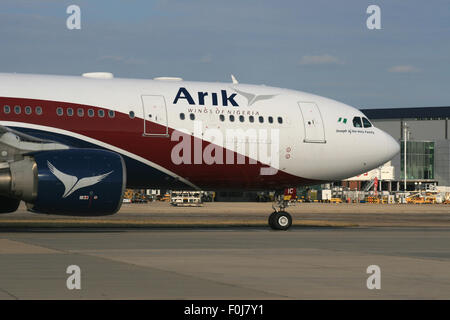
0,72 -> 399,230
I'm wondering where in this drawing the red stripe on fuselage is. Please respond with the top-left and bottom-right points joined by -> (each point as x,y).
0,97 -> 320,189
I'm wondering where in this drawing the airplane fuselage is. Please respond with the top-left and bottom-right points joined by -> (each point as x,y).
0,73 -> 399,191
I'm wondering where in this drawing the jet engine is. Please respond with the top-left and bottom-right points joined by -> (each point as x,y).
0,195 -> 21,213
0,149 -> 126,215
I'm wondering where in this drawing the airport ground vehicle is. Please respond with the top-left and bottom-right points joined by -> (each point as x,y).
406,193 -> 436,204
170,191 -> 202,207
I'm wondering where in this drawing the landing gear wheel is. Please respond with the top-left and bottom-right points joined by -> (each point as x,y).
268,211 -> 292,231
268,211 -> 277,228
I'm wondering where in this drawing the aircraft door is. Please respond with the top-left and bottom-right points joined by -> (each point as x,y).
141,95 -> 168,136
298,102 -> 326,143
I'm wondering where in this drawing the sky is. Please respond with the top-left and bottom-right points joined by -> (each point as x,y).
0,0 -> 449,109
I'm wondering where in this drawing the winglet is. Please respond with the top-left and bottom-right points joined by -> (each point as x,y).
231,74 -> 239,84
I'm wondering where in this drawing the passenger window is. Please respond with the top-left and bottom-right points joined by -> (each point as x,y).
219,114 -> 225,122
14,105 -> 21,114
259,116 -> 264,123
239,115 -> 244,122
249,116 -> 254,123
3,105 -> 10,114
189,113 -> 195,120
229,115 -> 235,122
67,108 -> 73,116
352,117 -> 362,128
108,110 -> 115,118
88,109 -> 95,117
277,117 -> 283,124
56,107 -> 63,116
179,113 -> 185,120
98,109 -> 105,118
25,106 -> 32,115
362,117 -> 372,128
77,108 -> 84,117
35,106 -> 42,115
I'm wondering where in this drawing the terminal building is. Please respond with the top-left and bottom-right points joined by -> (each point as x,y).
357,106 -> 450,191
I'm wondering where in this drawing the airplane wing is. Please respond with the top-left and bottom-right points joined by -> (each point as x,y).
0,124 -> 69,162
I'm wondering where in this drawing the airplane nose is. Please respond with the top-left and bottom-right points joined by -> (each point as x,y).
380,130 -> 400,162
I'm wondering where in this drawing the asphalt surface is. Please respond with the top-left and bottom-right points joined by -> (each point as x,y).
0,202 -> 449,299
1,201 -> 450,227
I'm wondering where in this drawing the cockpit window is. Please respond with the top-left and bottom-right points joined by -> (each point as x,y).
352,117 -> 362,128
362,117 -> 372,128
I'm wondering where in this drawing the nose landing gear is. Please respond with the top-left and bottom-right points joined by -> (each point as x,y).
269,196 -> 293,230
268,211 -> 293,230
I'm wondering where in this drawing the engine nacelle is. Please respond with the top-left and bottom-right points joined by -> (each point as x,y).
0,149 -> 126,215
0,195 -> 20,213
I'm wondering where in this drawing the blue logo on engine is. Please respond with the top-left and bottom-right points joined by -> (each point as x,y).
47,161 -> 113,198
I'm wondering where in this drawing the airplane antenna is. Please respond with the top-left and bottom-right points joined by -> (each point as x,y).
231,74 -> 239,84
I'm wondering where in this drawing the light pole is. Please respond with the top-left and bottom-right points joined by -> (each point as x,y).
403,122 -> 408,191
